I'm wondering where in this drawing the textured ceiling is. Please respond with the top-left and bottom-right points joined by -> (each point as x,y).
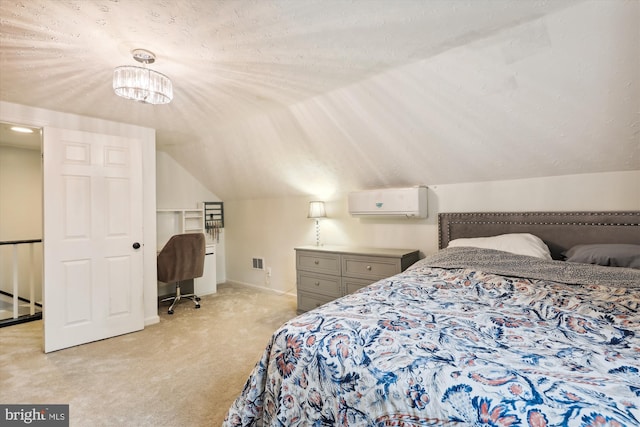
1,0 -> 638,200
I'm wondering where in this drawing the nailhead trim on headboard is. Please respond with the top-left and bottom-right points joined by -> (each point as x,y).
437,212 -> 640,256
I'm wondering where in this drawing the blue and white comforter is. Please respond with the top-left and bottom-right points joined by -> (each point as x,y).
224,249 -> 640,426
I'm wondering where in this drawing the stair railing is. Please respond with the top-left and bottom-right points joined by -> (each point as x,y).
0,239 -> 42,325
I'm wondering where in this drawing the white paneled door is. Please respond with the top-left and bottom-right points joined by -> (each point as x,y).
43,127 -> 144,353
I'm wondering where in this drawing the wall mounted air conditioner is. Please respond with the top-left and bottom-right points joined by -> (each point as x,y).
348,186 -> 428,218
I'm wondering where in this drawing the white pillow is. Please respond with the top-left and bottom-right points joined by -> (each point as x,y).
447,233 -> 552,260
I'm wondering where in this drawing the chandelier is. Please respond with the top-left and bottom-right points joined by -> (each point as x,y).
113,49 -> 173,105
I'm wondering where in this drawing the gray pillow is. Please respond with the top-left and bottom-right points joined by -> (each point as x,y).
563,244 -> 640,269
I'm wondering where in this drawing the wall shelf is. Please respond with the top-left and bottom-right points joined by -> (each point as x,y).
156,207 -> 205,250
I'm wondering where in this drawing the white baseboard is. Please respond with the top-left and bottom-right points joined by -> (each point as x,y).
144,315 -> 160,326
225,280 -> 297,298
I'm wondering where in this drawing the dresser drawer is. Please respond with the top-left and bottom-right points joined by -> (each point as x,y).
342,276 -> 375,295
297,250 -> 341,275
297,291 -> 335,313
343,255 -> 401,281
297,272 -> 341,297
295,246 -> 419,314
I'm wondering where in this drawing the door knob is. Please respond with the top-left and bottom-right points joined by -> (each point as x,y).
132,242 -> 141,249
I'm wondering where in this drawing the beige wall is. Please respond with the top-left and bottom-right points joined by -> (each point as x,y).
0,146 -> 41,240
156,151 -> 221,211
225,170 -> 640,295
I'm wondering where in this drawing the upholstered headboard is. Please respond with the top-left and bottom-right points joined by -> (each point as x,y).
438,212 -> 640,260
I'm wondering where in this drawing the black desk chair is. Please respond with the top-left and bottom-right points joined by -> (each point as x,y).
157,233 -> 205,314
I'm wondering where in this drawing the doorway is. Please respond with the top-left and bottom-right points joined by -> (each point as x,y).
0,122 -> 43,327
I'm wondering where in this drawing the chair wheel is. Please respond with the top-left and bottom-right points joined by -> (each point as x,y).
168,309 -> 174,315
196,297 -> 201,301
195,305 -> 201,309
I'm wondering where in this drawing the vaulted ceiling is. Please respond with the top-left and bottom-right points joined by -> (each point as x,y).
1,0 -> 638,200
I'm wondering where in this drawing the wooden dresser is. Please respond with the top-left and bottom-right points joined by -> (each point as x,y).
295,245 -> 420,314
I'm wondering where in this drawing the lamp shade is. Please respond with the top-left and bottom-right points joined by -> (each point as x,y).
307,201 -> 326,219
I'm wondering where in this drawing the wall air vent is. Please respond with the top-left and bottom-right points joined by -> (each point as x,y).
252,257 -> 264,270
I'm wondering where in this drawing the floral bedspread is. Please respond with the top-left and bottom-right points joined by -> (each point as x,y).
223,253 -> 640,426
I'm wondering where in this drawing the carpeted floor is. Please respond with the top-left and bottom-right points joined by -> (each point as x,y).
0,282 -> 298,426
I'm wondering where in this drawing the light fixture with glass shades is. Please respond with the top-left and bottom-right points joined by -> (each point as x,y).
113,49 -> 173,105
307,201 -> 326,246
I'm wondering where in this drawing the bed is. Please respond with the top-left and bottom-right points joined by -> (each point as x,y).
223,211 -> 640,426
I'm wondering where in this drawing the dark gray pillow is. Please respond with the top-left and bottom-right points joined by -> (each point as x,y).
563,244 -> 640,269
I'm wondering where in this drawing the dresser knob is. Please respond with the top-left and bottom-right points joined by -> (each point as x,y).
315,281 -> 320,286
366,265 -> 372,271
314,260 -> 319,265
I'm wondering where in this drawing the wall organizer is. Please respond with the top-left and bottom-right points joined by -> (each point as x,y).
204,201 -> 224,243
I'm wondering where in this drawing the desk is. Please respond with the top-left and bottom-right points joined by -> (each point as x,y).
195,244 -> 217,295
